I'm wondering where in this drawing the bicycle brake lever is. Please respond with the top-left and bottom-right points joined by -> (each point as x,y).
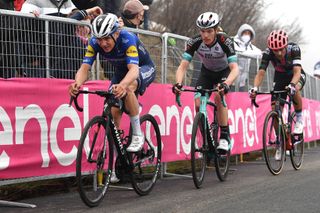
251,99 -> 259,108
70,93 -> 83,112
69,96 -> 74,107
176,94 -> 182,107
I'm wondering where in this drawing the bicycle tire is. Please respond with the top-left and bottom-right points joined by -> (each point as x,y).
289,112 -> 304,170
214,123 -> 230,181
191,112 -> 207,188
263,111 -> 285,175
76,116 -> 113,207
131,114 -> 162,195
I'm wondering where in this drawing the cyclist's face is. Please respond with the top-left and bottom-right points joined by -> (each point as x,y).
200,28 -> 216,45
97,35 -> 117,52
272,47 -> 286,59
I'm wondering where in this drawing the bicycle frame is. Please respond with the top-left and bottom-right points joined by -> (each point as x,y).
253,90 -> 295,143
70,90 -> 132,169
273,91 -> 294,143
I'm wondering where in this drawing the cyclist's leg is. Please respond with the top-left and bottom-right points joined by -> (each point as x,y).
127,65 -> 155,152
214,68 -> 231,151
293,71 -> 306,134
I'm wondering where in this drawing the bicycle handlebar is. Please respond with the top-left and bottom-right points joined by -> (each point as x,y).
251,89 -> 295,108
175,87 -> 227,107
69,90 -> 113,112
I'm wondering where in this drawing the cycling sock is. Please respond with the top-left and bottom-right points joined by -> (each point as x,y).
220,125 -> 230,141
130,115 -> 142,136
295,110 -> 302,122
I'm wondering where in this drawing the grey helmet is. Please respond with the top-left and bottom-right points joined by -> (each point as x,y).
92,13 -> 119,38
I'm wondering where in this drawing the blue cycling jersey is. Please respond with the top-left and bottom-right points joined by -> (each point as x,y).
83,30 -> 154,78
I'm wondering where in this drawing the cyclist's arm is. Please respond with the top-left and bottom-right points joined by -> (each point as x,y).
291,66 -> 301,85
176,59 -> 190,84
224,62 -> 239,86
69,63 -> 91,96
253,69 -> 266,88
120,63 -> 139,88
75,63 -> 91,86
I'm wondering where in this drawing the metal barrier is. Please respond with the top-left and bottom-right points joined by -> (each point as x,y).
0,10 -> 89,79
1,9 -> 319,100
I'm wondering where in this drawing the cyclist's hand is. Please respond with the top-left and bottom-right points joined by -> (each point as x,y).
286,83 -> 296,96
112,84 -> 127,99
69,82 -> 80,97
249,87 -> 258,99
217,82 -> 229,95
172,83 -> 183,95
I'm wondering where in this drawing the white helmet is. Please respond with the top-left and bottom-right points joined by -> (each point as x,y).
196,12 -> 220,29
92,13 -> 119,38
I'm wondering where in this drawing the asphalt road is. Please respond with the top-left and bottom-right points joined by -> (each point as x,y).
1,146 -> 320,213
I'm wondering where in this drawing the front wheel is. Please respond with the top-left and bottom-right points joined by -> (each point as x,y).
131,114 -> 162,195
263,111 -> 285,175
76,116 -> 113,207
191,113 -> 207,188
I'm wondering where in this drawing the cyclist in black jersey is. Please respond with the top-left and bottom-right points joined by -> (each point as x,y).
249,30 -> 306,135
172,12 -> 239,153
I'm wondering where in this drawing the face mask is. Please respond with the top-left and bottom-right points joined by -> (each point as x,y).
241,34 -> 251,43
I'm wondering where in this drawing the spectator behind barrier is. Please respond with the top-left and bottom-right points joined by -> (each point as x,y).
0,0 -> 25,78
233,24 -> 261,91
119,0 -> 149,30
72,0 -> 122,16
21,0 -> 79,79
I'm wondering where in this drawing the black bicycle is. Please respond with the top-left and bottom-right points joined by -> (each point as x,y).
176,86 -> 230,188
70,90 -> 161,207
252,90 -> 304,175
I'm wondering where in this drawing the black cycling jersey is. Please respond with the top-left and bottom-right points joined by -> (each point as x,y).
183,32 -> 237,72
259,42 -> 306,102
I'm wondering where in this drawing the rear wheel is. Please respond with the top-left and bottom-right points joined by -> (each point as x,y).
76,116 -> 113,207
191,113 -> 207,188
131,114 -> 161,195
289,112 -> 304,170
263,111 -> 285,175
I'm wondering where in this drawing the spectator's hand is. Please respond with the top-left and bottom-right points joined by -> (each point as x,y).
112,84 -> 127,99
172,83 -> 183,95
286,83 -> 296,96
118,17 -> 124,28
217,82 -> 230,95
32,9 -> 40,17
69,82 -> 80,97
75,26 -> 90,44
86,6 -> 103,20
249,87 -> 258,99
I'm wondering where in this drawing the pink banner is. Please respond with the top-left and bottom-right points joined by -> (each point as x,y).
0,78 -> 319,179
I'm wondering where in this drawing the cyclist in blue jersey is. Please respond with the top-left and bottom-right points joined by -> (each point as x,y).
172,12 -> 239,153
69,13 -> 156,153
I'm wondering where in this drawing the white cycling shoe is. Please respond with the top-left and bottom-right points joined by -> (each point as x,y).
110,172 -> 120,183
275,148 -> 282,161
126,135 -> 145,152
293,120 -> 304,134
217,138 -> 229,154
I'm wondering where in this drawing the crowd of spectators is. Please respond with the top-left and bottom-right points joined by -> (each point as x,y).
0,0 -> 154,79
